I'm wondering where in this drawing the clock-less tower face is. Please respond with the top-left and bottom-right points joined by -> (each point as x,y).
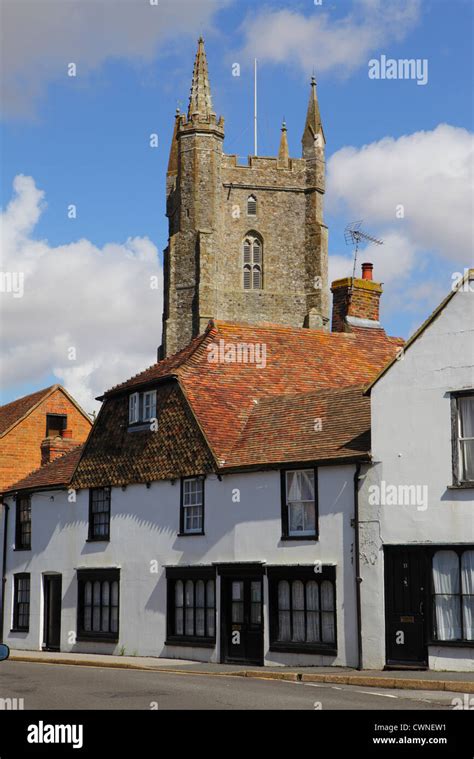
161,40 -> 329,359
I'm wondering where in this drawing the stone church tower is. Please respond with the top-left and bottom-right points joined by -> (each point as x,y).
161,38 -> 329,357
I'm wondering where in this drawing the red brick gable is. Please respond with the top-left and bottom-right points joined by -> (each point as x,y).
0,385 -> 92,492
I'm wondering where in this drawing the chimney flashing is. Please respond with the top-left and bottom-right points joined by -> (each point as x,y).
346,315 -> 382,329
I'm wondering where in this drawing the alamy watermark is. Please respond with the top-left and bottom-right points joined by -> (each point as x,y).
368,481 -> 428,511
368,55 -> 428,86
207,339 -> 267,369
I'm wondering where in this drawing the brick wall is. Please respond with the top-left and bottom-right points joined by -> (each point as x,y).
0,388 -> 92,491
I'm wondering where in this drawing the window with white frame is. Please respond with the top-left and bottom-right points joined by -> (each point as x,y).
142,390 -> 157,421
453,393 -> 474,484
282,469 -> 317,538
128,389 -> 157,425
181,477 -> 204,534
243,234 -> 262,290
129,392 -> 139,424
432,549 -> 474,642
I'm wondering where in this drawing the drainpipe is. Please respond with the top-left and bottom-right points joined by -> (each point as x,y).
353,464 -> 363,671
0,500 -> 9,645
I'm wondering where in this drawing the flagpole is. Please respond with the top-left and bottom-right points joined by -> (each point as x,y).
254,58 -> 258,156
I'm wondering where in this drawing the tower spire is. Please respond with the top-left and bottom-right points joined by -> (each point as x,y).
188,37 -> 214,120
302,75 -> 325,155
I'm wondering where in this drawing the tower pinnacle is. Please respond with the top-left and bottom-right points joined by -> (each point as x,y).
278,119 -> 289,167
188,37 -> 214,120
302,75 -> 325,155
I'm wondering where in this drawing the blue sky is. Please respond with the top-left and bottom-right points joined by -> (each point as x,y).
1,0 -> 473,411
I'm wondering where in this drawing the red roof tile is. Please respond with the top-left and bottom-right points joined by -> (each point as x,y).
225,386 -> 371,468
101,320 -> 403,467
0,385 -> 55,437
3,445 -> 84,494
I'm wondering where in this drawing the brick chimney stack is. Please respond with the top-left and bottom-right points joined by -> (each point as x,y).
41,429 -> 77,466
331,262 -> 382,332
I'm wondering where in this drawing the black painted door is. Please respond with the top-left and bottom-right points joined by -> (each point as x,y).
385,548 -> 427,665
44,575 -> 62,651
222,577 -> 263,665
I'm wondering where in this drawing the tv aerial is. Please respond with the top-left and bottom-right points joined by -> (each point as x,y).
344,221 -> 383,281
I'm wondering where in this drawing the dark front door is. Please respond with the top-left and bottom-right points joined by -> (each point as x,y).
43,575 -> 62,651
221,576 -> 263,665
385,548 -> 427,666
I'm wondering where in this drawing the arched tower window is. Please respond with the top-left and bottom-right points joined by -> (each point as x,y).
247,195 -> 257,216
243,234 -> 263,290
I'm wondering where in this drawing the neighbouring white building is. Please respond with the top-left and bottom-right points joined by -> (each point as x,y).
359,270 -> 474,672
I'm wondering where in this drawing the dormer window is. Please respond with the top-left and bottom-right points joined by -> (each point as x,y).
128,390 -> 157,425
247,195 -> 257,216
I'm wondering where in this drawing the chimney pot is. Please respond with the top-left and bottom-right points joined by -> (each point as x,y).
362,262 -> 373,281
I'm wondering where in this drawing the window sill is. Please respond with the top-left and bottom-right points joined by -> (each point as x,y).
447,483 -> 474,490
10,628 -> 29,634
177,532 -> 205,537
165,637 -> 215,649
428,640 -> 474,648
270,642 -> 337,656
76,636 -> 118,643
13,547 -> 31,552
86,537 -> 110,543
280,535 -> 318,542
127,423 -> 151,433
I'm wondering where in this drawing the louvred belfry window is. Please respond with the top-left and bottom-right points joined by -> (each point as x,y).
242,235 -> 263,290
247,195 -> 257,216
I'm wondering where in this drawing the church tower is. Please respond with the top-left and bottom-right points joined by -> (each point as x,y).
161,39 -> 329,357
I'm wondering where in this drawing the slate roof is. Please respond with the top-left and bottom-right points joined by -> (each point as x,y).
3,445 -> 84,494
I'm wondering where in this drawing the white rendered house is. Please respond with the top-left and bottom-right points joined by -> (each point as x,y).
359,270 -> 474,672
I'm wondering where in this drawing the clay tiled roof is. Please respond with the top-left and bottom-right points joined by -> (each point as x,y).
89,320 -> 402,476
224,386 -> 371,469
0,385 -> 55,437
4,445 -> 84,494
72,382 -> 215,489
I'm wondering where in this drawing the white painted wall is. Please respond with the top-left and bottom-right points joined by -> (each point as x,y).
3,464 -> 359,667
359,285 -> 474,671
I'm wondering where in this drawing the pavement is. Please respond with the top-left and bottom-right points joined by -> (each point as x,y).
7,649 -> 474,694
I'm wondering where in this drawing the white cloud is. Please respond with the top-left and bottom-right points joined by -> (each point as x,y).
238,0 -> 421,77
327,124 -> 474,262
1,175 -> 162,412
1,0 -> 230,118
327,123 -> 474,326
